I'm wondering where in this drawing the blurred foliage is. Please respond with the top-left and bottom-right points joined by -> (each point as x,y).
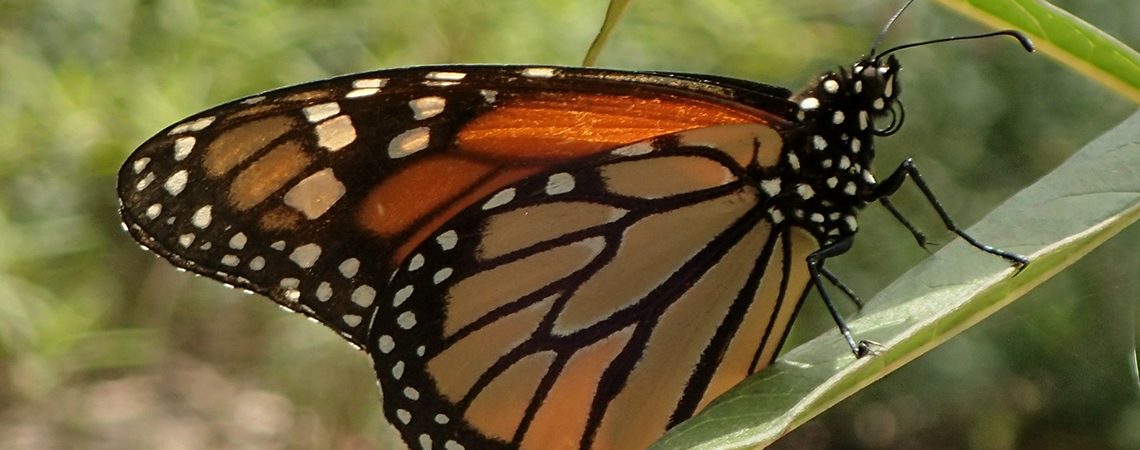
0,0 -> 1137,449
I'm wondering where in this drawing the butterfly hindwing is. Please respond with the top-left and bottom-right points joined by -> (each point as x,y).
373,124 -> 818,450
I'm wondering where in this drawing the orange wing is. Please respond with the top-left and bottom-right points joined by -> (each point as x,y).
117,65 -> 804,450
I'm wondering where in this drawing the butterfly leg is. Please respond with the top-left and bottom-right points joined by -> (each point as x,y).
819,268 -> 865,309
807,236 -> 879,358
872,158 -> 1030,267
879,197 -> 931,252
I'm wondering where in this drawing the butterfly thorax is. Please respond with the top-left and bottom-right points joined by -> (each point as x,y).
768,54 -> 902,245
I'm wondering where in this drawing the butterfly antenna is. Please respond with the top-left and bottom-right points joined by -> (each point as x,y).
875,30 -> 1035,60
870,0 -> 917,56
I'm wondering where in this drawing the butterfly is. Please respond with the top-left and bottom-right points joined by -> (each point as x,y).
116,5 -> 1032,450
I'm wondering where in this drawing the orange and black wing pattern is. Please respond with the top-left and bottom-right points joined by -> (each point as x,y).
118,65 -> 832,450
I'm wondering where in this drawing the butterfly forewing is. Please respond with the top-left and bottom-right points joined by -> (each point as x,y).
118,65 -> 795,347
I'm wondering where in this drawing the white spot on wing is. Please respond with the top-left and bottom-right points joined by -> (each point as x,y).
393,285 -> 413,307
229,233 -> 247,250
290,243 -> 322,268
760,179 -> 781,196
388,127 -> 431,158
482,188 -> 515,210
346,88 -> 379,98
398,311 -> 417,329
425,71 -> 466,81
303,102 -> 341,123
346,78 -> 387,98
612,141 -> 654,156
132,157 -> 151,173
249,256 -> 265,271
316,282 -> 333,302
315,115 -> 356,151
480,89 -> 497,103
812,135 -> 827,151
403,386 -> 420,400
796,184 -> 815,199
354,78 -> 386,88
521,67 -> 557,78
800,97 -> 820,110
407,254 -> 424,271
145,204 -> 162,219
545,173 -> 575,195
378,335 -> 395,353
351,285 -> 376,307
191,205 -> 212,229
173,137 -> 195,161
432,268 -> 452,284
409,96 -> 446,120
136,172 -> 155,191
164,170 -> 189,196
342,315 -> 363,327
339,258 -> 360,278
436,230 -> 457,250
787,153 -> 800,170
169,116 -> 215,134
284,168 -> 346,220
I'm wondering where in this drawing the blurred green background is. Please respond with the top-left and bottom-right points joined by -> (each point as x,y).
1,0 -> 1138,449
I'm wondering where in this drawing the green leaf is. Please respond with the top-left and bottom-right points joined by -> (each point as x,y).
936,0 -> 1140,103
650,111 -> 1140,450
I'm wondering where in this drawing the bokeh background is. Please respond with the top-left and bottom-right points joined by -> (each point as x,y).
1,0 -> 1138,449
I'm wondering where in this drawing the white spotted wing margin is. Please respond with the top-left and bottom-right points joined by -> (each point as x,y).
369,126 -> 819,450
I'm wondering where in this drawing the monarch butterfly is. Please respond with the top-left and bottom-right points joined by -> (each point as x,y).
117,4 -> 1033,450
